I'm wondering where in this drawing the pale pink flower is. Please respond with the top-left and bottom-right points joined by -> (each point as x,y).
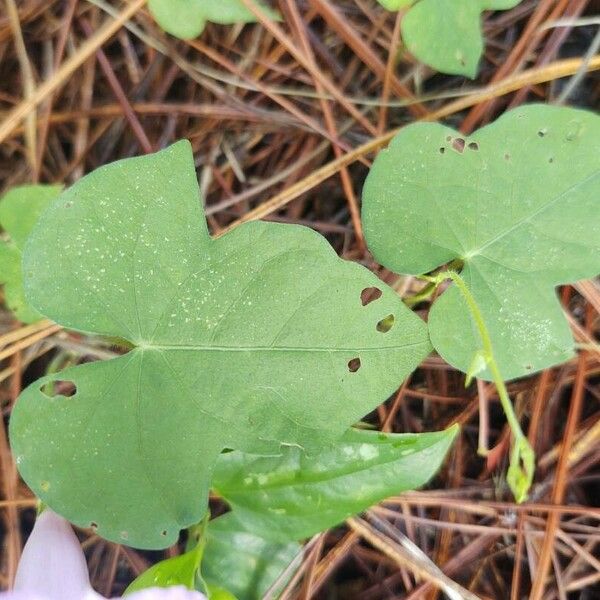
0,510 -> 206,600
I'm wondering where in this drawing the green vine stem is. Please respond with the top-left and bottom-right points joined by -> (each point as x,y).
403,280 -> 437,307
423,270 -> 535,503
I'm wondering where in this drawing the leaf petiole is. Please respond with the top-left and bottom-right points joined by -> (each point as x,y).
423,270 -> 535,503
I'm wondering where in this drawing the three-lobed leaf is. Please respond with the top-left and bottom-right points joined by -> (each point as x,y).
377,0 -> 522,77
0,185 -> 62,323
362,104 -> 600,381
10,141 -> 431,549
213,426 -> 458,541
148,0 -> 280,40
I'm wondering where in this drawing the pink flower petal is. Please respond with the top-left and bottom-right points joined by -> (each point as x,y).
13,510 -> 98,600
0,592 -> 46,600
5,512 -> 208,600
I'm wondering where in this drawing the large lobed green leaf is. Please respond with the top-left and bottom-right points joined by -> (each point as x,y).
148,0 -> 280,40
362,104 -> 600,381
10,141 -> 431,549
0,185 -> 62,323
214,426 -> 458,541
377,0 -> 522,78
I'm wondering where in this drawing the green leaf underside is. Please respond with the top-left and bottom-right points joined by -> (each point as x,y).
0,185 -> 62,323
10,141 -> 430,549
148,0 -> 280,40
362,105 -> 600,381
393,0 -> 522,78
202,514 -> 299,600
214,426 -> 458,542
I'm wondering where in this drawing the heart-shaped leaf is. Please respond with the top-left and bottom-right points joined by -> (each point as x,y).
10,141 -> 430,549
202,514 -> 299,600
148,0 -> 280,40
362,104 -> 600,381
0,185 -> 62,322
213,426 -> 457,541
377,0 -> 522,77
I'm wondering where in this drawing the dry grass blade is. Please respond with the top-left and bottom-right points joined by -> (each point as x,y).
0,320 -> 55,349
0,324 -> 62,362
4,0 -> 36,175
530,338 -> 590,598
347,516 -> 481,600
237,0 -> 378,135
221,55 -> 600,235
0,0 -> 147,145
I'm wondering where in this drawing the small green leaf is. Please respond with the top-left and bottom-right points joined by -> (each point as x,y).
10,141 -> 430,549
362,104 -> 600,381
0,185 -> 62,322
465,350 -> 487,387
484,0 -> 523,7
377,0 -> 413,9
125,546 -> 202,593
401,0 -> 480,78
507,436 -> 535,503
397,0 -> 522,77
213,426 -> 458,541
202,513 -> 298,600
126,515 -> 212,595
148,0 -> 280,40
206,585 -> 238,600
